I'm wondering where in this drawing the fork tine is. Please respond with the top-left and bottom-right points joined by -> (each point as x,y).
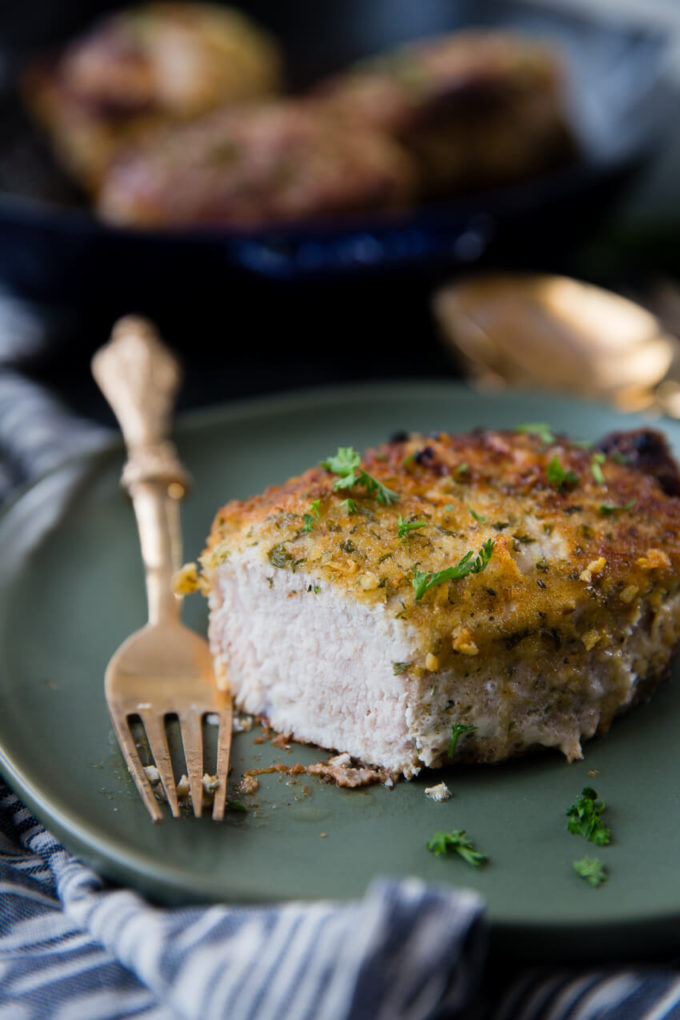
178,710 -> 205,819
109,711 -> 164,824
212,701 -> 233,822
142,712 -> 181,818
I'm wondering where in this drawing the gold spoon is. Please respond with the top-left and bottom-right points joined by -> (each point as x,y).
432,272 -> 680,416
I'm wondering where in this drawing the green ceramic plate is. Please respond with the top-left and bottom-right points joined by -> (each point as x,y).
1,382 -> 680,962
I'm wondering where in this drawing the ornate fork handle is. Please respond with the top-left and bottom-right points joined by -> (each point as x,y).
92,316 -> 191,625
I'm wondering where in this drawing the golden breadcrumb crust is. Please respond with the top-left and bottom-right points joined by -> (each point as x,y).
202,429 -> 680,679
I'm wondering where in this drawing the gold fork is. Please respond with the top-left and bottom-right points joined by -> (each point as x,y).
92,315 -> 232,823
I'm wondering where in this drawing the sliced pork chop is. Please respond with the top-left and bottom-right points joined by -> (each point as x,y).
201,427 -> 680,777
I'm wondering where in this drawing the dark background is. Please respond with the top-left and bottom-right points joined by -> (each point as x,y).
0,0 -> 679,424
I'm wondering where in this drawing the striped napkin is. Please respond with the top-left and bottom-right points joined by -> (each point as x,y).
0,782 -> 487,1019
0,303 -> 678,1018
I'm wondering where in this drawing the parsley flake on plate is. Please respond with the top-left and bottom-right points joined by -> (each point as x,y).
426,829 -> 488,867
412,539 -> 494,601
573,855 -> 607,888
227,800 -> 248,813
566,787 -> 611,846
321,447 -> 399,506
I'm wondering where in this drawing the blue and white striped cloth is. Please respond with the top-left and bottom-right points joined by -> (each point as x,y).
0,308 -> 680,1017
0,782 -> 488,1020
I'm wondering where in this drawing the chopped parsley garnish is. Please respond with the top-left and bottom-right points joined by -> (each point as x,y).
227,800 -> 248,813
547,455 -> 579,490
573,855 -> 607,888
302,499 -> 321,532
448,722 -> 477,756
268,544 -> 305,572
591,452 -> 606,485
341,498 -> 357,515
412,539 -> 494,600
322,446 -> 360,478
321,447 -> 399,505
467,504 -> 486,523
566,787 -> 611,846
517,423 -> 555,445
392,661 -> 412,675
455,462 -> 469,476
426,830 -> 488,867
599,500 -> 635,516
398,516 -> 427,542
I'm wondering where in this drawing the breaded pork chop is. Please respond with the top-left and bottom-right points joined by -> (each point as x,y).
314,30 -> 574,197
23,2 -> 282,192
97,100 -> 416,228
201,428 -> 680,777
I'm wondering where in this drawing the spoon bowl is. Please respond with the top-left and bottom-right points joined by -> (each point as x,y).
433,272 -> 678,413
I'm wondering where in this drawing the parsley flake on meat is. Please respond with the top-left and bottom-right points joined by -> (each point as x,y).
517,423 -> 555,445
398,516 -> 427,542
268,544 -> 305,572
321,446 -> 399,505
547,455 -> 579,490
426,830 -> 488,867
302,499 -> 321,532
566,787 -> 611,846
448,722 -> 477,756
591,452 -> 606,485
599,500 -> 635,516
412,539 -> 494,600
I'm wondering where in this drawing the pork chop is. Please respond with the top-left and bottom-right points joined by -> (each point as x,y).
201,427 -> 680,777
